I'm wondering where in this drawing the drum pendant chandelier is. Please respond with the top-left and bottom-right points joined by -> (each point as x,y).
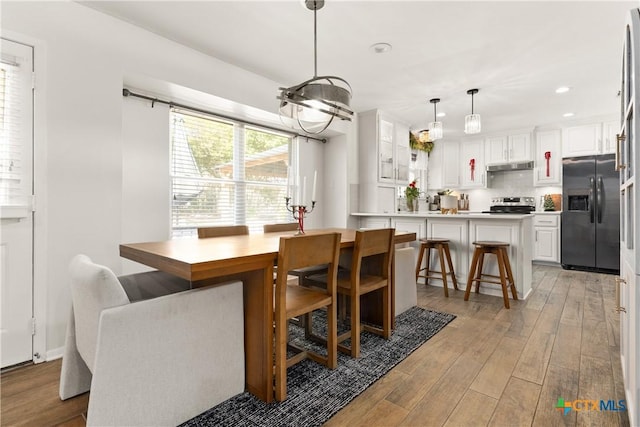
427,98 -> 443,140
277,0 -> 353,134
464,88 -> 481,134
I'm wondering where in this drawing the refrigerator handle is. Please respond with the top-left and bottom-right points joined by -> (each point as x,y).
589,177 -> 595,223
596,176 -> 603,223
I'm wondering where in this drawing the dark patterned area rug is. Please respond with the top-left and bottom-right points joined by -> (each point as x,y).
181,306 -> 456,427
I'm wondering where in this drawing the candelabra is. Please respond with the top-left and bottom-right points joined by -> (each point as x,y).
285,197 -> 316,234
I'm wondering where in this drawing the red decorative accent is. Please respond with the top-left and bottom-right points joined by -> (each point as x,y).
469,158 -> 476,181
297,206 -> 305,234
544,151 -> 551,177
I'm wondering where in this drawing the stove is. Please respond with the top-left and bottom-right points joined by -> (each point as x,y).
483,196 -> 536,214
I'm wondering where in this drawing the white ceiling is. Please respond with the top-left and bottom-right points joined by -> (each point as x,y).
80,0 -> 636,137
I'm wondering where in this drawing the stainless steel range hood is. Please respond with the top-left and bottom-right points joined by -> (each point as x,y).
486,161 -> 534,172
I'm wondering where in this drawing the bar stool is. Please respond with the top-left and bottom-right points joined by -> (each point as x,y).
464,241 -> 518,309
415,238 -> 458,297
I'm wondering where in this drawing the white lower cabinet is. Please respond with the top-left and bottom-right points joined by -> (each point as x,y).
392,218 -> 426,240
533,213 -> 560,263
359,217 -> 391,229
424,218 -> 469,284
468,218 -> 533,299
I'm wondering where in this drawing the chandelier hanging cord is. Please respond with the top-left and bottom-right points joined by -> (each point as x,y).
467,88 -> 478,114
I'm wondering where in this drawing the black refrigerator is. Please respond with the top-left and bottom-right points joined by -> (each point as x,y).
561,154 -> 620,273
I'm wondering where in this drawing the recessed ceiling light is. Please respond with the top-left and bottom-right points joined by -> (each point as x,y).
556,86 -> 570,94
370,42 -> 392,54
437,112 -> 446,118
563,112 -> 574,117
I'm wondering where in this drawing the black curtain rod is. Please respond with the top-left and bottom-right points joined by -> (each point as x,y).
122,88 -> 327,143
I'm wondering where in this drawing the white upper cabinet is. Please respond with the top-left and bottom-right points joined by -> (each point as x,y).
602,120 -> 620,154
508,133 -> 533,162
485,135 -> 508,164
459,138 -> 486,188
394,120 -> 411,183
484,131 -> 532,165
442,140 -> 460,188
376,113 -> 410,184
562,120 -> 618,157
533,129 -> 562,186
562,123 -> 602,157
358,109 -> 412,213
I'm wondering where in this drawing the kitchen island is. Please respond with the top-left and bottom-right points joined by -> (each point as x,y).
351,212 -> 533,300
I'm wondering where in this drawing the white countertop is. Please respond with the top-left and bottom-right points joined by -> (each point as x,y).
534,211 -> 562,215
351,212 -> 534,220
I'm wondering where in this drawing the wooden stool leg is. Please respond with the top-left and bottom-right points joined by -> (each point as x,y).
437,244 -> 449,297
465,248 -> 480,301
495,248 -> 510,309
425,247 -> 432,285
475,250 -> 485,293
415,243 -> 425,282
443,243 -> 458,290
501,247 -> 518,300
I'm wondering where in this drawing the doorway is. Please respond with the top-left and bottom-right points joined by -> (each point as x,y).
1,38 -> 34,368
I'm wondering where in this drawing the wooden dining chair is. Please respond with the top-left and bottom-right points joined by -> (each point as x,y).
304,228 -> 394,358
274,232 -> 341,401
263,223 -> 299,233
197,225 -> 249,238
264,223 -> 329,287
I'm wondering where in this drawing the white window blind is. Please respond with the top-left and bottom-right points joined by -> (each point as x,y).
170,109 -> 293,237
0,40 -> 33,213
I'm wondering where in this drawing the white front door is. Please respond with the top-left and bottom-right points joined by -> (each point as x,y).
0,38 -> 34,368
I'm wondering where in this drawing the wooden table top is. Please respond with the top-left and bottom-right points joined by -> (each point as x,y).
120,228 -> 416,282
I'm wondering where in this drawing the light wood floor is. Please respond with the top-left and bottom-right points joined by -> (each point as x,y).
0,265 -> 629,426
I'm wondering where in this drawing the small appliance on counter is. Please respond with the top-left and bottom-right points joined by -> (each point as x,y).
430,194 -> 440,211
482,196 -> 536,214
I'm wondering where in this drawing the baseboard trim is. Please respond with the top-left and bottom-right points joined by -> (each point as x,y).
46,347 -> 64,362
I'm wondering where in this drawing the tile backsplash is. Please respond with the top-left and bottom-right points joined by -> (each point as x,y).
430,170 -> 562,212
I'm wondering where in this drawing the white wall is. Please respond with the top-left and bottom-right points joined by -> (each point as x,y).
121,99 -> 171,274
2,1 -> 353,355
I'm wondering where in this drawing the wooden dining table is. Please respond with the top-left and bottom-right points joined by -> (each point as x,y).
119,227 -> 416,403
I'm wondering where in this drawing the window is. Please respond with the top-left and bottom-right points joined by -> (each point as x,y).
1,43 -> 32,208
170,109 -> 293,237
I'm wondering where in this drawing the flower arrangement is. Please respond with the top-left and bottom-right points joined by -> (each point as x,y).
405,180 -> 419,200
409,131 -> 434,154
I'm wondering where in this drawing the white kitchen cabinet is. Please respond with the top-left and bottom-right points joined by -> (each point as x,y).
603,120 -> 621,154
469,217 -> 533,299
562,121 -> 618,157
392,218 -> 426,240
459,138 -> 486,188
533,213 -> 560,263
509,133 -> 533,162
442,140 -> 460,188
358,109 -> 411,212
562,123 -> 602,157
533,129 -> 562,186
376,114 -> 410,184
425,218 -> 469,284
485,135 -> 508,164
485,131 -> 532,165
359,217 -> 391,229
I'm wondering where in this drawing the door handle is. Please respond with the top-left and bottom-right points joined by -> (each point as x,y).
589,177 -> 595,223
596,176 -> 603,223
615,277 -> 627,313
